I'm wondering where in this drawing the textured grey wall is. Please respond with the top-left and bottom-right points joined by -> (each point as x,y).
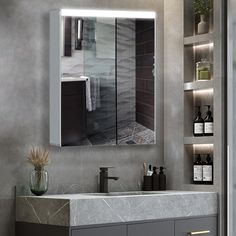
0,0 -> 163,235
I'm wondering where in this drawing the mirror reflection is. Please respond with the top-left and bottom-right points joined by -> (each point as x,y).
60,15 -> 155,146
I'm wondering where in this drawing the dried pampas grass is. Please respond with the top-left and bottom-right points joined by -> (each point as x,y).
27,147 -> 50,170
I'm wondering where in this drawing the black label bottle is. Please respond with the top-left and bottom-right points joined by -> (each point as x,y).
204,105 -> 214,136
193,154 -> 203,184
203,154 -> 213,184
193,106 -> 204,136
158,166 -> 166,190
152,167 -> 159,191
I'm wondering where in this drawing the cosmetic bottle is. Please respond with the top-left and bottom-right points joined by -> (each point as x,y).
203,154 -> 213,185
193,154 -> 203,184
143,164 -> 152,191
147,165 -> 153,176
193,106 -> 204,136
152,166 -> 159,191
196,58 -> 211,81
158,167 -> 166,190
204,105 -> 214,136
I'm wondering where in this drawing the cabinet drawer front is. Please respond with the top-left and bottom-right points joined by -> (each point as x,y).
175,216 -> 217,236
128,220 -> 174,236
72,225 -> 126,236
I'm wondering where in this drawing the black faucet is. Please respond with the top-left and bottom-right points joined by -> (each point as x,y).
99,167 -> 119,193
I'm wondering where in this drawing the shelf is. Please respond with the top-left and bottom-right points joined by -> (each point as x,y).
61,77 -> 88,82
183,184 -> 215,190
184,33 -> 213,46
184,136 -> 214,145
184,80 -> 213,91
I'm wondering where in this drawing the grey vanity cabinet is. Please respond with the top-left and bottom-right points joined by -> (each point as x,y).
16,216 -> 217,236
128,220 -> 174,236
71,225 -> 126,236
175,216 -> 217,236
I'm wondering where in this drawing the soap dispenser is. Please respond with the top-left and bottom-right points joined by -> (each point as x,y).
203,154 -> 213,185
193,106 -> 204,136
158,167 -> 166,190
193,154 -> 203,184
152,166 -> 159,191
204,105 -> 213,136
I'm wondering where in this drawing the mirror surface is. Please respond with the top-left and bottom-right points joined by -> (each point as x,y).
53,10 -> 156,146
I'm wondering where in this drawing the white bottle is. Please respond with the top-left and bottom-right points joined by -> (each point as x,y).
147,165 -> 153,176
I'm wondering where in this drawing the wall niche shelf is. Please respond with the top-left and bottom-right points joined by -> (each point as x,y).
184,136 -> 214,145
184,33 -> 213,46
184,80 -> 213,91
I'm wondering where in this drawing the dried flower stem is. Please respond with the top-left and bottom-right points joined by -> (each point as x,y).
27,146 -> 50,171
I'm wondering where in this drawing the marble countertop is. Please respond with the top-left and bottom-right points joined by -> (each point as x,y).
16,191 -> 217,227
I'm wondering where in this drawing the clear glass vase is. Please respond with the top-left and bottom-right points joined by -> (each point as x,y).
30,169 -> 49,196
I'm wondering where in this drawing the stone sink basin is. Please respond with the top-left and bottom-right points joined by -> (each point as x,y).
16,191 -> 217,227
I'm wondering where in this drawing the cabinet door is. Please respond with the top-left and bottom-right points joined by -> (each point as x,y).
175,216 -> 217,236
72,225 -> 126,236
61,81 -> 87,146
128,220 -> 174,236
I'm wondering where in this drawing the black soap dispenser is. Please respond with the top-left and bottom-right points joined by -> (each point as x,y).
193,154 -> 203,184
193,106 -> 204,136
158,167 -> 166,190
203,154 -> 213,185
204,105 -> 213,136
152,166 -> 159,191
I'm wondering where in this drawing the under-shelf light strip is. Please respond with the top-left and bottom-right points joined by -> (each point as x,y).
193,88 -> 214,95
193,144 -> 214,148
193,43 -> 214,49
61,9 -> 156,19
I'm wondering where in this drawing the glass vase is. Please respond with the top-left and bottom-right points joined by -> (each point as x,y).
30,169 -> 49,196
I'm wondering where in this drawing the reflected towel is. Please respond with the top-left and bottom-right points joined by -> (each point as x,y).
90,77 -> 101,110
80,76 -> 92,112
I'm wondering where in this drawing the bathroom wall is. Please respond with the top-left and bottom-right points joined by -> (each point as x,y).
0,0 -> 163,236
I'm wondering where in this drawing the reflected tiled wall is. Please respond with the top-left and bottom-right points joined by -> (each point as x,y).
135,20 -> 155,130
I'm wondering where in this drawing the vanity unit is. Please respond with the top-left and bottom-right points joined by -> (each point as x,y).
16,191 -> 217,236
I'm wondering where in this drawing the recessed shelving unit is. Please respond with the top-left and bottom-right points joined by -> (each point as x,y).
183,0 -> 224,191
180,0 -> 225,235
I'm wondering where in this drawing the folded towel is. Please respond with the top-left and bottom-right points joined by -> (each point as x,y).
80,76 -> 92,112
90,77 -> 101,110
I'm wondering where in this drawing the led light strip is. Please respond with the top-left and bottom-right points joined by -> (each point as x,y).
193,43 -> 214,49
61,9 -> 156,19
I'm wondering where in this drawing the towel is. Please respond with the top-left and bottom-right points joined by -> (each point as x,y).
90,77 -> 101,110
80,76 -> 92,112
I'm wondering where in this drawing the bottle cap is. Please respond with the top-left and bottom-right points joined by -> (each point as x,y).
206,154 -> 212,162
204,105 -> 212,116
194,106 -> 201,116
194,154 -> 202,161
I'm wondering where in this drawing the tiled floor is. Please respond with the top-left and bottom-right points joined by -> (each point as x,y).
86,121 -> 155,146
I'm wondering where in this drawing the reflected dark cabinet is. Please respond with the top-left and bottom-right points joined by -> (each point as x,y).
61,81 -> 87,146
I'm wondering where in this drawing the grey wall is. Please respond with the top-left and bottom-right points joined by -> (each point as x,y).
0,0 -> 164,235
163,0 -> 184,190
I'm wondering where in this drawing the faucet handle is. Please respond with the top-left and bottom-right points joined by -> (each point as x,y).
100,167 -> 114,172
